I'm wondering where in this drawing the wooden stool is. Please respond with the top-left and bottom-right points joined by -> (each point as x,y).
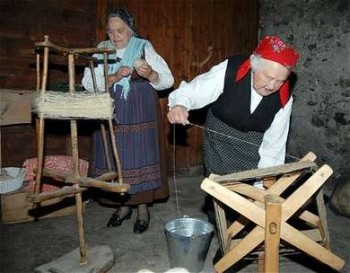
201,152 -> 345,273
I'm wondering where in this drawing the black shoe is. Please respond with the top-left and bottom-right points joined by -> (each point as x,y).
106,210 -> 131,227
133,219 -> 149,234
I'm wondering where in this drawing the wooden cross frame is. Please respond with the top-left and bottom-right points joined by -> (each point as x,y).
200,152 -> 345,273
27,35 -> 129,265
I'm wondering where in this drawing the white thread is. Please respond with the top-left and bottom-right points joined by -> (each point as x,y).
172,124 -> 180,217
189,122 -> 301,161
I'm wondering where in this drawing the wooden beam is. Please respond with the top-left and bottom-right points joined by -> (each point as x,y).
264,194 -> 282,273
35,37 -> 115,55
27,185 -> 86,203
214,160 -> 317,183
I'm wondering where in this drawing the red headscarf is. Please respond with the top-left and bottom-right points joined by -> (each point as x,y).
236,36 -> 299,107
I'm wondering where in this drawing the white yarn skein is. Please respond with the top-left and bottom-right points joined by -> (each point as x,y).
133,58 -> 147,69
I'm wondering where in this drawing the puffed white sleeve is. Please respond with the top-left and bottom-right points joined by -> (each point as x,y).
258,97 -> 293,168
168,60 -> 228,110
144,43 -> 174,90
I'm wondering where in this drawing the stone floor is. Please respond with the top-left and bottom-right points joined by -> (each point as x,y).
0,175 -> 349,273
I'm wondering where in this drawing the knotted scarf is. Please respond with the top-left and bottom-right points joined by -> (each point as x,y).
97,36 -> 148,100
236,36 -> 299,107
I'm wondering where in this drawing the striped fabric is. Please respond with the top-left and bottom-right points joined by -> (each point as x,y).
90,80 -> 161,195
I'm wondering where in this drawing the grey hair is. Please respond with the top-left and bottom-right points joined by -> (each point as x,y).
250,54 -> 292,72
250,54 -> 266,72
107,8 -> 136,33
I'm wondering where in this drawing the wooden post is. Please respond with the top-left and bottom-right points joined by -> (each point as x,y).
76,189 -> 87,265
88,58 -> 113,172
34,35 -> 49,196
34,117 -> 44,196
108,119 -> 123,185
68,53 -> 87,265
316,189 -> 330,249
258,253 -> 265,273
213,199 -> 228,253
264,194 -> 282,273
36,53 -> 40,91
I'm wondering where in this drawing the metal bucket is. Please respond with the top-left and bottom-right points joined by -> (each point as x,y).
164,217 -> 214,272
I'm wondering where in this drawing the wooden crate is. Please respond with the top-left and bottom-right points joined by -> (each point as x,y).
1,183 -> 85,224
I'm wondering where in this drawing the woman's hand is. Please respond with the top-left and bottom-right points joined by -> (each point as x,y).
135,61 -> 159,84
108,66 -> 133,87
167,105 -> 189,125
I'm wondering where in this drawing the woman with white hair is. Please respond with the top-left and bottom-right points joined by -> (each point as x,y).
82,8 -> 174,234
167,36 -> 299,223
167,35 -> 299,180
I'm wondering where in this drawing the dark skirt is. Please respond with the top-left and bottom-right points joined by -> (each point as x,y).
89,80 -> 168,205
203,109 -> 264,177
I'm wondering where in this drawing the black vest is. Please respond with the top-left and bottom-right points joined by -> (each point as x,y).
210,55 -> 284,132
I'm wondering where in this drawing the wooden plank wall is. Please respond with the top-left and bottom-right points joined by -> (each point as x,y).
0,0 -> 97,89
0,0 -> 96,166
0,0 -> 258,174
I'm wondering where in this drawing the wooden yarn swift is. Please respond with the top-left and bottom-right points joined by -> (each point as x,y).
201,152 -> 345,273
28,35 -> 129,265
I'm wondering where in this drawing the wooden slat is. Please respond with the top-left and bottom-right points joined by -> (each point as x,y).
213,199 -> 229,253
230,229 -> 323,248
281,165 -> 332,222
35,38 -> 115,55
27,185 -> 86,203
214,160 -> 317,183
226,183 -> 282,203
281,221 -> 344,271
201,178 -> 266,227
42,168 -> 129,193
265,195 -> 282,273
215,226 -> 265,273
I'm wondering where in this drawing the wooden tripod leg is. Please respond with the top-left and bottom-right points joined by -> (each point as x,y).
316,189 -> 330,248
68,53 -> 87,264
213,199 -> 228,253
215,227 -> 265,273
34,35 -> 49,197
258,253 -> 265,273
264,195 -> 282,273
34,117 -> 44,196
101,123 -> 113,171
68,53 -> 80,176
87,59 -> 113,172
75,191 -> 87,265
108,118 -> 123,185
36,53 -> 40,91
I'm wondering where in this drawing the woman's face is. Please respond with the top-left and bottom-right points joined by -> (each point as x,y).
106,17 -> 133,49
252,59 -> 290,96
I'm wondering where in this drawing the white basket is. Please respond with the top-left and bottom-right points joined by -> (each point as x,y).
0,167 -> 26,194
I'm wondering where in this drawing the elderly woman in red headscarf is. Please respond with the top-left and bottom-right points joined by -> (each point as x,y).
167,36 -> 299,185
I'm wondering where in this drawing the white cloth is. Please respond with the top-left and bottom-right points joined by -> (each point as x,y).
82,40 -> 174,92
168,59 -> 293,168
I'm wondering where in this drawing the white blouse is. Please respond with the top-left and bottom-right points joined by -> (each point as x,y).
168,59 -> 293,168
82,41 -> 174,92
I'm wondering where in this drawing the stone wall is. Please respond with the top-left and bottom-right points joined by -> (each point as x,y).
259,0 -> 350,179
